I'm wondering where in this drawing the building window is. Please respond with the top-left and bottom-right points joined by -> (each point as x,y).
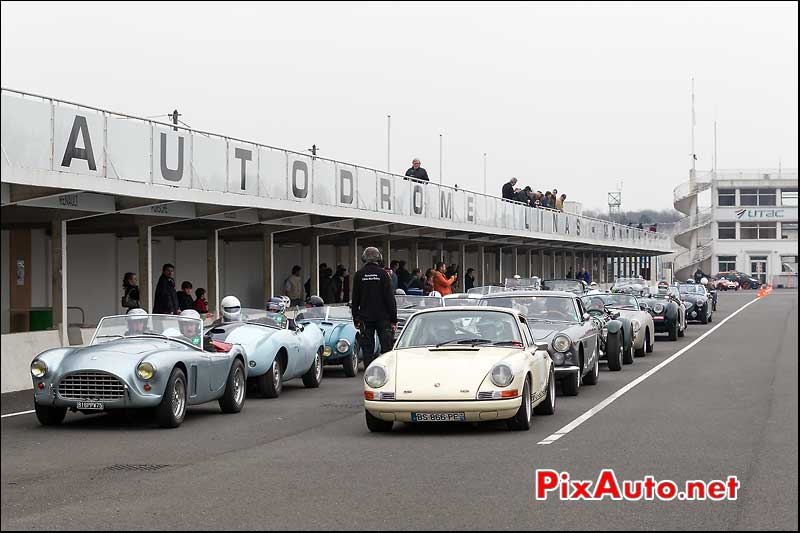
781,255 -> 798,273
782,222 -> 798,241
718,188 -> 736,206
782,188 -> 798,207
718,222 -> 736,239
741,222 -> 777,240
740,188 -> 776,206
718,256 -> 736,272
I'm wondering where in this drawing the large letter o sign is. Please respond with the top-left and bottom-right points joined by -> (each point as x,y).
292,160 -> 309,199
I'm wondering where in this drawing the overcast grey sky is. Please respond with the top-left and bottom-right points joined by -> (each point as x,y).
2,1 -> 797,210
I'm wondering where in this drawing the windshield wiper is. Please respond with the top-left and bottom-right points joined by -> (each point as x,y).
94,334 -> 124,340
400,304 -> 417,309
435,339 -> 491,347
490,341 -> 523,346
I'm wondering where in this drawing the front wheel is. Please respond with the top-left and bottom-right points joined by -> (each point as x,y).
561,367 -> 581,396
678,322 -> 686,337
156,367 -> 187,428
257,357 -> 282,398
606,333 -> 623,371
507,378 -> 532,431
699,308 -> 709,324
219,359 -> 246,414
582,353 -> 599,385
343,343 -> 359,378
645,330 -> 654,353
623,339 -> 635,365
668,320 -> 679,341
365,409 -> 393,432
302,351 -> 323,388
535,369 -> 556,415
35,403 -> 66,426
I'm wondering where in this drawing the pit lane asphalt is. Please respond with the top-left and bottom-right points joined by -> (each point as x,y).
1,290 -> 797,531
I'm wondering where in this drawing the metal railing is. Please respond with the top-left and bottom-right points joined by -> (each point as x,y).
672,238 -> 714,271
672,208 -> 713,237
1,87 -> 672,251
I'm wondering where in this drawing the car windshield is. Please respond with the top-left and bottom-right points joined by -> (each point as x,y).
583,294 -> 639,310
542,279 -> 583,292
679,284 -> 706,295
467,285 -> 504,295
296,305 -> 351,321
396,295 -> 442,309
396,310 -> 522,349
443,298 -> 477,307
92,314 -> 203,347
504,277 -> 541,290
241,308 -> 288,329
482,295 -> 580,323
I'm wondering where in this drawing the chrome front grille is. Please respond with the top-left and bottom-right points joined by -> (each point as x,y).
477,392 -> 494,400
58,371 -> 125,401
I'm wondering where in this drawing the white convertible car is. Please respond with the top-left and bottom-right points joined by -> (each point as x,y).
363,306 -> 556,432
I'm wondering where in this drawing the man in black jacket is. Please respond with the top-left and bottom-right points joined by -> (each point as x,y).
404,159 -> 429,181
502,177 -> 518,200
153,264 -> 179,315
176,281 -> 194,312
351,247 -> 397,368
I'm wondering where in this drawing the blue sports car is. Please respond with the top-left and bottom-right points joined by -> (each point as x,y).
295,305 -> 369,377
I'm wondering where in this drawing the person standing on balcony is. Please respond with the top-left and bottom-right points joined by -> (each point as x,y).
502,178 -> 517,200
405,159 -> 429,182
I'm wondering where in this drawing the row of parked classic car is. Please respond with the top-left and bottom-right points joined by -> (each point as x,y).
29,276 -> 720,431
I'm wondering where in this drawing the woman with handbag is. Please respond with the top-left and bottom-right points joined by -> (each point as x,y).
121,272 -> 141,313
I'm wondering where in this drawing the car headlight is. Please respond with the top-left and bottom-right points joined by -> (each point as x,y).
631,319 -> 641,332
136,361 -> 155,381
490,363 -> 514,387
552,352 -> 565,365
31,360 -> 47,378
323,345 -> 333,357
653,303 -> 664,314
696,299 -> 706,307
365,365 -> 388,388
336,339 -> 350,354
552,334 -> 571,353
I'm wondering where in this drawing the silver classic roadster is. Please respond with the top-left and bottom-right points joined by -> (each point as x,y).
30,313 -> 248,428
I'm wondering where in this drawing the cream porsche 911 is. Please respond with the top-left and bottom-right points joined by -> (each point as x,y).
363,306 -> 556,432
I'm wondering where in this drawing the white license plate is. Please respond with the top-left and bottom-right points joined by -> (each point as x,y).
411,412 -> 465,422
653,316 -> 664,320
77,401 -> 104,410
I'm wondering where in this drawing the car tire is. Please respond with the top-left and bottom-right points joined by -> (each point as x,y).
535,369 -> 556,415
343,343 -> 359,378
623,340 -> 635,365
258,357 -> 282,398
699,308 -> 708,324
302,351 -> 323,388
678,322 -> 686,337
645,330 -> 654,353
561,364 -> 581,396
156,367 -> 187,428
507,378 -> 532,431
606,333 -> 623,372
365,409 -> 393,432
219,359 -> 246,414
34,403 -> 67,426
582,353 -> 599,386
668,320 -> 679,341
708,311 -> 713,323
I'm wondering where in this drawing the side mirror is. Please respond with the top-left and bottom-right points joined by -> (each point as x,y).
582,313 -> 591,321
639,303 -> 648,311
535,342 -> 550,352
611,311 -> 621,320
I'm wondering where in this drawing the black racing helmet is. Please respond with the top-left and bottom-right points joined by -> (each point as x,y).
307,295 -> 325,307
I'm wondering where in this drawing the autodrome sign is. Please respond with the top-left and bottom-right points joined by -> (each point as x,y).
0,89 -> 669,251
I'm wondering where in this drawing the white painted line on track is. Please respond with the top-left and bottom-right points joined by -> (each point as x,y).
537,296 -> 763,445
1,410 -> 35,419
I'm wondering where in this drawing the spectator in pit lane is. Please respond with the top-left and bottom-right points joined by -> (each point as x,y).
320,265 -> 337,304
465,268 -> 476,291
432,261 -> 457,296
397,260 -> 411,291
405,158 -> 429,182
332,265 -> 347,303
575,267 -> 584,281
502,178 -> 518,200
423,269 -> 435,295
389,260 -> 400,292
284,265 -> 305,308
406,268 -> 424,294
567,268 -> 573,278
583,269 -> 591,284
153,264 -> 180,315
177,281 -> 194,313
194,288 -> 209,314
121,272 -> 141,313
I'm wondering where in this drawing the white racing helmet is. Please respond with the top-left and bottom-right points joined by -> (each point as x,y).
221,295 -> 242,322
429,291 -> 442,297
178,309 -> 202,339
126,307 -> 148,334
